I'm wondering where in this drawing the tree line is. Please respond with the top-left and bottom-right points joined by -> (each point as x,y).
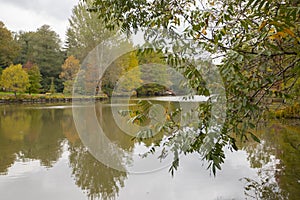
0,23 -> 65,94
0,0 -> 170,97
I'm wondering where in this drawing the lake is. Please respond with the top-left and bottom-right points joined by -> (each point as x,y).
0,101 -> 299,200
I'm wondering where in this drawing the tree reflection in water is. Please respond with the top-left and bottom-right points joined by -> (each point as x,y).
241,120 -> 300,200
68,143 -> 127,200
0,106 -> 25,175
0,105 -> 64,172
64,104 -> 130,200
0,104 -> 130,200
21,108 -> 64,167
67,101 -> 168,199
0,105 -> 299,200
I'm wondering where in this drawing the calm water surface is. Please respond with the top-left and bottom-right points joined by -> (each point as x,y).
0,102 -> 299,200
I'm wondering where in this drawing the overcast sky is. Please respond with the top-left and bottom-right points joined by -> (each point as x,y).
0,0 -> 78,42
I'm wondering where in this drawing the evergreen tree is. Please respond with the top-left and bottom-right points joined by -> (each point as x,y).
49,77 -> 56,94
15,25 -> 64,92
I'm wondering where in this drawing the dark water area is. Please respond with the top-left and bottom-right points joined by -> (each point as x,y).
0,103 -> 299,200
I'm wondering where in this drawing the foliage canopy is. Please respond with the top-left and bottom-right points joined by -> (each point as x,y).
0,64 -> 30,95
66,0 -> 116,62
60,55 -> 80,94
88,0 -> 300,175
23,62 -> 42,94
0,21 -> 19,67
15,25 -> 64,92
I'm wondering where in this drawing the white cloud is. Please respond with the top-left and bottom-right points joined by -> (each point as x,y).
0,0 -> 78,42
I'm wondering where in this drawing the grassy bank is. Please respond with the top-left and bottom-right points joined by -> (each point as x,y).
0,92 -> 108,103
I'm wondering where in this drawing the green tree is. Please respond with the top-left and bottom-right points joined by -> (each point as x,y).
60,55 -> 80,94
23,61 -> 42,94
66,0 -> 116,62
66,0 -> 134,96
101,50 -> 140,96
0,21 -> 20,68
0,64 -> 30,96
14,31 -> 35,64
49,77 -> 56,94
137,49 -> 174,95
88,0 -> 300,175
138,50 -> 168,83
66,0 -> 142,96
15,25 -> 64,92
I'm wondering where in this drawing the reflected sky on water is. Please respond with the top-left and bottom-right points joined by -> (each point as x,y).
0,103 -> 299,200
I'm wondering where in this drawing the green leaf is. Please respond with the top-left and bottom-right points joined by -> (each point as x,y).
249,132 -> 260,143
248,122 -> 255,129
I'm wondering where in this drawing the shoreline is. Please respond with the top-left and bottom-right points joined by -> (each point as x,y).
1,94 -> 299,119
0,95 -> 108,104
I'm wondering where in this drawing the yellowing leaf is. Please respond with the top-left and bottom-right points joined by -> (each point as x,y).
258,20 -> 267,31
268,34 -> 280,40
277,31 -> 287,38
283,28 -> 295,37
166,114 -> 171,121
269,28 -> 275,33
201,28 -> 207,35
268,32 -> 287,40
267,67 -> 272,72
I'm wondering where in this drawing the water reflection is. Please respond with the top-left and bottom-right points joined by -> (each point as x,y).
69,143 -> 127,200
63,106 -> 128,200
241,120 -> 300,200
0,105 -> 64,173
0,104 -> 129,200
0,104 -> 299,199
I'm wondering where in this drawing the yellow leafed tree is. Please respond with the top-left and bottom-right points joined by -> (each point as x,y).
0,64 -> 30,96
60,55 -> 80,94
